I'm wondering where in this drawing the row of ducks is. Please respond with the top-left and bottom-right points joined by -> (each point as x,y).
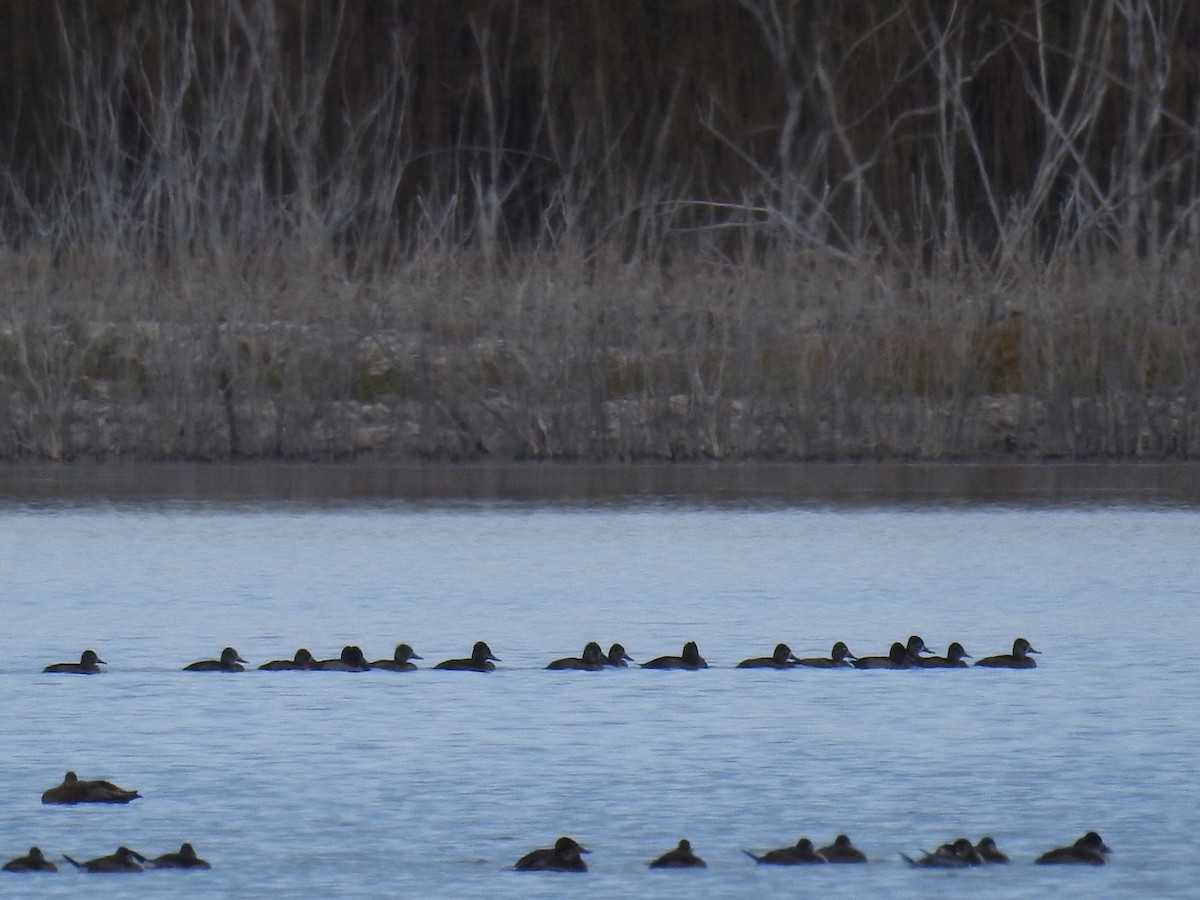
3,831 -> 1112,874
516,831 -> 1111,871
41,637 -> 1040,674
3,844 -> 209,872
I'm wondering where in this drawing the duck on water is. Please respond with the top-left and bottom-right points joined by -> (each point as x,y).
42,771 -> 140,805
648,839 -> 706,868
744,836 -> 827,864
975,637 -> 1040,668
514,836 -> 589,872
184,647 -> 246,672
371,643 -> 422,671
792,641 -> 856,668
434,641 -> 499,672
736,643 -> 800,668
547,641 -> 606,671
641,641 -> 708,670
43,649 -> 105,674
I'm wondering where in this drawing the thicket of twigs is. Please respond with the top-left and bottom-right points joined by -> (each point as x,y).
1,1 -> 1197,460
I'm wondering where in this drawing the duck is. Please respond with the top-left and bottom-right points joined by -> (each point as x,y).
975,637 -> 1040,668
43,649 -> 106,674
514,836 -> 590,872
975,836 -> 1009,863
603,643 -> 634,666
184,647 -> 246,671
148,843 -> 211,869
434,641 -> 499,672
641,641 -> 708,670
258,649 -> 318,671
42,771 -> 140,805
316,645 -> 371,671
852,642 -> 910,669
793,641 -> 856,668
736,643 -> 800,669
916,642 -> 972,668
62,846 -> 146,872
371,643 -> 422,671
547,642 -> 606,671
901,837 -> 981,867
1035,831 -> 1110,865
648,839 -> 706,868
2,846 -> 57,872
817,834 -> 867,863
903,634 -> 936,663
744,836 -> 827,864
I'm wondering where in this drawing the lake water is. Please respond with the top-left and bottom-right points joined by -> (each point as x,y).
1,463 -> 1198,897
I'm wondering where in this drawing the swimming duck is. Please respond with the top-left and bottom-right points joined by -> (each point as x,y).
975,836 -> 1009,863
514,836 -> 589,871
817,834 -> 867,863
184,647 -> 246,671
371,643 -> 422,671
793,641 -> 856,668
975,637 -> 1040,668
547,642 -> 606,671
903,635 -> 936,663
316,645 -> 371,671
148,843 -> 211,869
43,649 -> 106,674
62,846 -> 146,872
434,641 -> 499,672
2,847 -> 57,872
258,649 -> 318,670
1035,831 -> 1110,865
42,771 -> 140,805
641,641 -> 708,670
917,642 -> 972,668
649,839 -> 706,868
902,837 -> 981,867
737,643 -> 800,669
603,643 -> 634,666
852,642 -> 910,669
744,836 -> 827,864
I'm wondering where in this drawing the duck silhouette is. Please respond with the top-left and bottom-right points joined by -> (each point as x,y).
737,643 -> 800,668
148,843 -> 211,869
43,649 -> 105,674
434,641 -> 499,672
818,834 -> 867,863
2,846 -> 57,872
316,645 -> 370,671
371,643 -> 422,671
1036,831 -> 1110,864
793,641 -> 856,668
62,846 -> 146,872
547,642 -> 606,671
975,637 -> 1040,668
184,647 -> 246,671
641,642 -> 708,670
42,771 -> 140,805
744,836 -> 827,864
603,643 -> 634,666
258,649 -> 318,670
514,836 -> 589,872
649,838 -> 706,868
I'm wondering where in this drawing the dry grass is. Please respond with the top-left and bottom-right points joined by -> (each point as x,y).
0,1 -> 1198,460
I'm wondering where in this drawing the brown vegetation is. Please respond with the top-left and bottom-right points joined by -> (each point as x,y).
0,1 -> 1197,461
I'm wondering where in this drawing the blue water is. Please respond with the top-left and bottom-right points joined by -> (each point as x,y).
2,490 -> 1198,896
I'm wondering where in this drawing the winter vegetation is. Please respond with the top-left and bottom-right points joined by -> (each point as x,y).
0,0 -> 1197,460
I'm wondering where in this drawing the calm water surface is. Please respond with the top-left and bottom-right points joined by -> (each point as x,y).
1,464 -> 1197,897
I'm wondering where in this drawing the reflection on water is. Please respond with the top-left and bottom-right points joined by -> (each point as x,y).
0,465 -> 1198,897
1,460 -> 1199,507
